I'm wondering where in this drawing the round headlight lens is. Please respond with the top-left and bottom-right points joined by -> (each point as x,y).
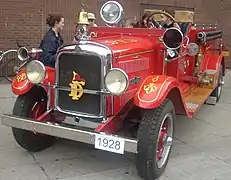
100,1 -> 123,24
105,68 -> 129,95
26,60 -> 46,84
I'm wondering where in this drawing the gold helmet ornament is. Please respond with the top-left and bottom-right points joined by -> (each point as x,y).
75,8 -> 90,41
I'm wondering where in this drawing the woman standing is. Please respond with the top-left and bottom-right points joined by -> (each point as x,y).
39,13 -> 64,68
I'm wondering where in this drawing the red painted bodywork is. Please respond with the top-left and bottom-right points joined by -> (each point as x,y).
12,66 -> 55,108
134,75 -> 180,109
90,26 -> 226,133
12,69 -> 34,95
11,23 -> 227,134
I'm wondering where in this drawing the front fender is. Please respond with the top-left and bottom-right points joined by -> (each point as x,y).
134,75 -> 179,109
12,67 -> 55,107
12,69 -> 33,95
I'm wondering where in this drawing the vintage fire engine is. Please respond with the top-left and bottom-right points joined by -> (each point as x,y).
1,1 -> 229,179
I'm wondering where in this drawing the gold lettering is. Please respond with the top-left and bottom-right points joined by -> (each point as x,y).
144,83 -> 157,94
69,81 -> 85,100
143,76 -> 159,94
17,73 -> 27,82
72,71 -> 78,80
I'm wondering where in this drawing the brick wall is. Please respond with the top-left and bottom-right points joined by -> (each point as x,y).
0,0 -> 45,75
0,0 -> 230,71
0,0 -> 44,49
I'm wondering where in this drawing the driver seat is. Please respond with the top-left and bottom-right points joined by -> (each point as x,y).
178,22 -> 192,36
174,10 -> 194,36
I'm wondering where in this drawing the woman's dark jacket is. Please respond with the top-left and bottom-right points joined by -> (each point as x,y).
39,28 -> 63,68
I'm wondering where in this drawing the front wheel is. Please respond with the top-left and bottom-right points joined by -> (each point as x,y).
136,99 -> 175,180
12,87 -> 56,152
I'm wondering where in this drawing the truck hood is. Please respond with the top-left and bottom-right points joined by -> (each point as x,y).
91,35 -> 160,58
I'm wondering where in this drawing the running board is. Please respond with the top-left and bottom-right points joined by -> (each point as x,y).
1,114 -> 137,154
184,87 -> 214,117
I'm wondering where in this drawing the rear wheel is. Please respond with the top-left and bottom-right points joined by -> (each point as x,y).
211,65 -> 223,103
136,99 -> 175,180
12,87 -> 55,152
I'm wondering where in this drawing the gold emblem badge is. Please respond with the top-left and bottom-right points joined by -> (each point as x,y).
16,72 -> 27,82
143,76 -> 159,94
69,71 -> 86,100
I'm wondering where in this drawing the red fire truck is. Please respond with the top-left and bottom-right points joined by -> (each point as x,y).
1,1 -> 229,179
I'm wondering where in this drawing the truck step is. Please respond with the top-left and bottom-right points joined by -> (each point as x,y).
184,87 -> 214,116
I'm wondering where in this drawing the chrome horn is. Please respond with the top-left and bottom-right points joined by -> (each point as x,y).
17,47 -> 43,61
17,47 -> 29,61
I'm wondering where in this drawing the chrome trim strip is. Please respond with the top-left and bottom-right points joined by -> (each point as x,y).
55,41 -> 113,120
46,82 -> 51,111
56,86 -> 111,95
1,114 -> 137,153
55,51 -> 104,118
55,106 -> 104,119
118,50 -> 155,58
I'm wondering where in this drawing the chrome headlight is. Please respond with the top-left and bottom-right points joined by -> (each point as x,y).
26,60 -> 46,84
105,68 -> 129,95
100,1 -> 123,25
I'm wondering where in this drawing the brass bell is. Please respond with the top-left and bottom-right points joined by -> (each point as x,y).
77,9 -> 89,25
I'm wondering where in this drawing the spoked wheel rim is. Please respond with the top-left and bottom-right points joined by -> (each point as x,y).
156,113 -> 173,169
28,99 -> 46,138
29,99 -> 46,119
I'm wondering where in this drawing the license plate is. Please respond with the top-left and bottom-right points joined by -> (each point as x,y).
95,134 -> 125,154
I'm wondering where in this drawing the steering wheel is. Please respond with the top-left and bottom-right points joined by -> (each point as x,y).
146,11 -> 176,29
146,18 -> 161,29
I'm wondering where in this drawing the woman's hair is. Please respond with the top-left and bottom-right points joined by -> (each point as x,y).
46,13 -> 64,27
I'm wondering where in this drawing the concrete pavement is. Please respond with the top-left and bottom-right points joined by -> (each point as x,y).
0,72 -> 231,180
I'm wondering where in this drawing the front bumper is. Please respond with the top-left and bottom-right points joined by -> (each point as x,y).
1,114 -> 137,154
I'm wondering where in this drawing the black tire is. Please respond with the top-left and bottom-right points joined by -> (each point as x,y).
211,65 -> 223,103
137,99 -> 175,180
12,87 -> 55,152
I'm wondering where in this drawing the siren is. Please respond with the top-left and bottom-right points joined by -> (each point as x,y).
162,27 -> 184,50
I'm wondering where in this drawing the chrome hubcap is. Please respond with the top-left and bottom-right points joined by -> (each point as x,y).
164,136 -> 173,147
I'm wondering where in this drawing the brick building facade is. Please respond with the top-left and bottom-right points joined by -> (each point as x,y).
0,0 -> 230,67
